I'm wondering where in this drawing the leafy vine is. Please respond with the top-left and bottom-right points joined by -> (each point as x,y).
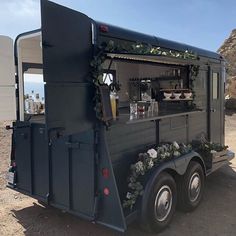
188,65 -> 200,109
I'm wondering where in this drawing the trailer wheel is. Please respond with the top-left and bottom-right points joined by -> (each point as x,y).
141,172 -> 177,233
178,161 -> 205,212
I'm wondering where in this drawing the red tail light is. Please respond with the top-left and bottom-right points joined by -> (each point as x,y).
103,187 -> 110,196
99,25 -> 109,33
102,168 -> 110,179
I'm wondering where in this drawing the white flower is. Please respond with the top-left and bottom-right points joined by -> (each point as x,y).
126,192 -> 132,199
147,149 -> 158,159
135,161 -> 145,173
147,159 -> 154,169
173,141 -> 180,150
210,150 -> 217,153
173,151 -> 181,157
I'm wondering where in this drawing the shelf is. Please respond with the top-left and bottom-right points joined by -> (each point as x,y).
162,98 -> 193,101
160,89 -> 190,91
123,109 -> 202,125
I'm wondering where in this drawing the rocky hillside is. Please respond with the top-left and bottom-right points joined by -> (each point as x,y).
218,29 -> 236,100
218,29 -> 236,77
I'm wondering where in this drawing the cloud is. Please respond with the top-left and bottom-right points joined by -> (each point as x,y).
0,0 -> 40,39
6,0 -> 39,17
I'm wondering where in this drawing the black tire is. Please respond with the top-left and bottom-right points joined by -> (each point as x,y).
178,161 -> 205,212
141,172 -> 177,233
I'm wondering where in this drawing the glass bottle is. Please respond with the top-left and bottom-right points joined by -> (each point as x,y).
110,91 -> 116,120
31,90 -> 35,101
34,93 -> 41,114
24,94 -> 29,113
41,97 -> 45,114
115,91 -> 119,118
28,95 -> 35,114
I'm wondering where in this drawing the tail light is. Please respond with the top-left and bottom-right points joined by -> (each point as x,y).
99,25 -> 109,33
102,168 -> 110,179
103,187 -> 110,196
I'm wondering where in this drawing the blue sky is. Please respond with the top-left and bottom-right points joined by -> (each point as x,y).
0,0 -> 235,51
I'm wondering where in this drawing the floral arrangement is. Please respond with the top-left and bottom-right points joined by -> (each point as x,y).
191,137 -> 228,158
123,138 -> 229,210
123,141 -> 192,210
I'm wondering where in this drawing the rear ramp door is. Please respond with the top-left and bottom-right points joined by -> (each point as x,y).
41,0 -> 95,219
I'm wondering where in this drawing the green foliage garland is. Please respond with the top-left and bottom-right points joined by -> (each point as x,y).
188,65 -> 200,109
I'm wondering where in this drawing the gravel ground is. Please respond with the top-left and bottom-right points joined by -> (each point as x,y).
0,115 -> 236,236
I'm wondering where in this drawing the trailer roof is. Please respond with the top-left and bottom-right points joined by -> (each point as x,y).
96,21 -> 222,61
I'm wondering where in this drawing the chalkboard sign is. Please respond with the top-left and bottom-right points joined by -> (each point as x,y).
99,85 -> 113,122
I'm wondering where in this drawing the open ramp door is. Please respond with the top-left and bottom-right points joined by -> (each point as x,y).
0,36 -> 16,121
40,0 -> 96,222
41,0 -> 94,136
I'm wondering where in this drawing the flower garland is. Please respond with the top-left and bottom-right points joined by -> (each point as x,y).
123,139 -> 229,210
123,141 -> 192,210
192,137 -> 228,159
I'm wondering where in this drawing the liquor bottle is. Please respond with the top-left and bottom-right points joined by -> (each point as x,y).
28,95 -> 35,114
34,93 -> 41,114
115,91 -> 119,118
110,91 -> 116,120
41,97 -> 45,114
31,90 -> 35,101
24,94 -> 29,113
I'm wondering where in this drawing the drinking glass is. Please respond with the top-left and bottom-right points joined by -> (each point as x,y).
130,102 -> 138,115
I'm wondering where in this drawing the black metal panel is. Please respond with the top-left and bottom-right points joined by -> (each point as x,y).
106,122 -> 156,200
106,122 -> 156,163
96,21 -> 221,60
41,0 -> 92,83
70,130 -> 94,216
51,136 -> 70,208
31,124 -> 49,198
97,127 -> 127,232
14,126 -> 31,192
45,83 -> 95,136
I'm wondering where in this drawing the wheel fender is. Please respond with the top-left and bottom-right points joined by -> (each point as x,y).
173,151 -> 206,176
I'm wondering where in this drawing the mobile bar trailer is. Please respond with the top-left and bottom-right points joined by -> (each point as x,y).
0,0 -> 234,233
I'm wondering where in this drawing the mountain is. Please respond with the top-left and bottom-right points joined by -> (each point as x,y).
218,29 -> 236,104
218,29 -> 236,77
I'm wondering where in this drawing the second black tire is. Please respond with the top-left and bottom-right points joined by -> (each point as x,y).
178,161 -> 205,212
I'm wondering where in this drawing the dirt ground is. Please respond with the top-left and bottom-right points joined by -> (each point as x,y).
0,115 -> 236,236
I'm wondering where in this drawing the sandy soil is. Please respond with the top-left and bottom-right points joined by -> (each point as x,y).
0,116 -> 236,236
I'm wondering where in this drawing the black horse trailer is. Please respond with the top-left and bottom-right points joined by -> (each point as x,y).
1,0 -> 234,233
